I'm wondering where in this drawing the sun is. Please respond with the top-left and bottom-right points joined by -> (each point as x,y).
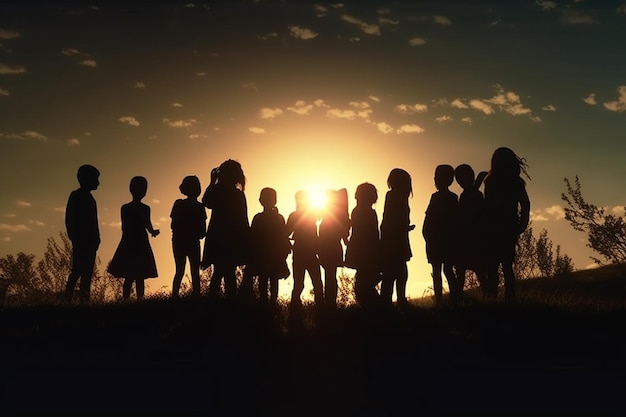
308,186 -> 328,210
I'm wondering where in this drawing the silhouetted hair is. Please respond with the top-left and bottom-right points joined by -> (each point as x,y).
129,176 -> 148,199
179,175 -> 201,198
218,159 -> 246,191
434,164 -> 454,190
454,164 -> 475,190
260,187 -> 277,208
355,182 -> 377,206
387,168 -> 412,197
77,164 -> 100,187
489,147 -> 530,183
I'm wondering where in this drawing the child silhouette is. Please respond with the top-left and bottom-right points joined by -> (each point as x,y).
201,159 -> 249,300
64,164 -> 101,303
484,147 -> 531,301
170,175 -> 206,298
286,190 -> 323,309
318,188 -> 350,309
380,168 -> 415,306
108,176 -> 160,300
422,165 -> 460,305
249,187 -> 291,306
454,164 -> 488,296
345,182 -> 381,307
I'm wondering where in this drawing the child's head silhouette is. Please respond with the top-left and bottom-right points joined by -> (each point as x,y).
454,164 -> 475,190
434,164 -> 454,191
179,175 -> 201,198
129,176 -> 148,200
259,187 -> 277,209
490,147 -> 529,181
218,159 -> 246,191
77,164 -> 100,190
388,168 -> 412,196
355,182 -> 377,206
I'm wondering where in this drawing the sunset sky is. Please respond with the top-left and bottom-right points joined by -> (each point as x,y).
1,1 -> 625,300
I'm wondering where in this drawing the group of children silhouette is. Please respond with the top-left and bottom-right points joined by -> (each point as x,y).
63,147 -> 530,307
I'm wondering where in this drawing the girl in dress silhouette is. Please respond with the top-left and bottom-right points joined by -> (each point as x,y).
380,168 -> 415,306
201,159 -> 249,300
318,188 -> 350,309
170,175 -> 206,298
108,176 -> 159,300
345,182 -> 381,307
484,147 -> 530,301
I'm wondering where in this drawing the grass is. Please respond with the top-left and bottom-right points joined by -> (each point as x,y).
2,265 -> 626,416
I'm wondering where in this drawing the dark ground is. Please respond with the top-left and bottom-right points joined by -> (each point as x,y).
1,282 -> 626,417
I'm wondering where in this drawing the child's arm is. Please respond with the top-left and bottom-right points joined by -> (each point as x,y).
146,206 -> 160,237
518,186 -> 531,234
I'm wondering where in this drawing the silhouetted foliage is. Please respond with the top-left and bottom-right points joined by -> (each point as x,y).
562,175 -> 626,265
514,226 -> 574,280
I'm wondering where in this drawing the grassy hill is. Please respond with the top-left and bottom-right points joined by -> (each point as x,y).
2,265 -> 626,416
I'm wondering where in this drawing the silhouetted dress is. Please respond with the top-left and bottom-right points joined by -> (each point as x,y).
108,201 -> 158,279
423,189 -> 458,264
457,187 -> 486,270
345,205 -> 380,271
249,208 -> 291,279
380,190 -> 412,265
201,183 -> 249,268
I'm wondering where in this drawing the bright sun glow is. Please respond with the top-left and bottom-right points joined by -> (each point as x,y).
308,186 -> 328,210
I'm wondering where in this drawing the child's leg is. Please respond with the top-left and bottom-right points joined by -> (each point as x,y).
324,266 -> 338,307
189,245 -> 201,297
269,277 -> 279,304
224,267 -> 237,300
291,263 -> 305,307
208,264 -> 224,299
396,262 -> 408,303
380,267 -> 394,305
136,278 -> 145,299
443,262 -> 458,302
258,276 -> 269,303
308,264 -> 324,306
122,277 -> 133,300
172,241 -> 186,298
486,262 -> 500,298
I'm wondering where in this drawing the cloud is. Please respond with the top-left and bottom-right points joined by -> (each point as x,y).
0,63 -> 26,74
326,108 -> 357,119
408,37 -> 426,46
2,237 -> 10,242
289,26 -> 318,40
341,15 -> 381,35
450,99 -> 468,109
376,122 -> 394,134
531,213 -> 549,222
350,101 -> 371,109
241,82 -> 257,91
257,33 -> 278,40
603,85 -> 626,112
330,3 -> 344,8
189,133 -> 208,139
485,86 -> 533,116
62,48 -> 80,56
545,205 -> 566,220
561,9 -> 597,24
248,127 -> 265,134
435,115 -> 453,124
433,15 -> 452,25
0,131 -> 47,141
259,107 -> 284,119
0,224 -> 31,232
163,118 -> 197,128
108,221 -> 122,229
3,213 -> 16,218
469,99 -> 494,115
31,220 -> 45,227
369,95 -> 381,103
287,101 -> 314,115
582,93 -> 597,105
0,88 -> 8,96
172,102 -> 183,107
397,124 -> 425,134
461,117 -> 473,124
119,116 -> 140,127
17,200 -> 31,207
611,206 -> 626,217
314,99 -> 329,108
542,104 -> 557,111
378,17 -> 399,25
0,29 -> 19,40
134,81 -> 146,89
532,205 -> 565,221
536,0 -> 557,10
66,138 -> 80,146
395,103 -> 428,114
80,59 -> 97,68
314,4 -> 328,17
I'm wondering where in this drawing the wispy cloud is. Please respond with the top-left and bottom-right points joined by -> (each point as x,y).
172,102 -> 183,108
397,124 -> 425,134
163,118 -> 197,128
248,127 -> 265,134
485,86 -> 533,116
536,0 -> 557,10
542,104 -> 557,111
189,133 -> 208,139
582,93 -> 597,105
395,103 -> 428,114
0,29 -> 20,40
469,99 -> 494,115
80,59 -> 97,68
0,131 -> 47,141
66,138 -> 80,146
450,99 -> 468,109
435,115 -> 453,124
408,37 -> 426,46
561,9 -> 597,24
0,224 -> 31,232
369,95 -> 380,103
17,200 -> 31,207
257,33 -> 278,40
134,81 -> 146,89
341,15 -> 381,35
259,107 -> 284,119
376,122 -> 394,134
241,82 -> 257,91
314,4 -> 328,18
0,63 -> 26,74
603,85 -> 626,112
326,108 -> 357,120
461,117 -> 473,124
433,15 -> 452,25
289,26 -> 318,40
119,116 -> 140,127
287,101 -> 314,115
0,88 -> 8,96
532,205 -> 565,221
61,48 -> 80,56
378,17 -> 399,26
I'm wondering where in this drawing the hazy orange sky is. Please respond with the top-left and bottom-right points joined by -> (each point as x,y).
1,1 -> 626,299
